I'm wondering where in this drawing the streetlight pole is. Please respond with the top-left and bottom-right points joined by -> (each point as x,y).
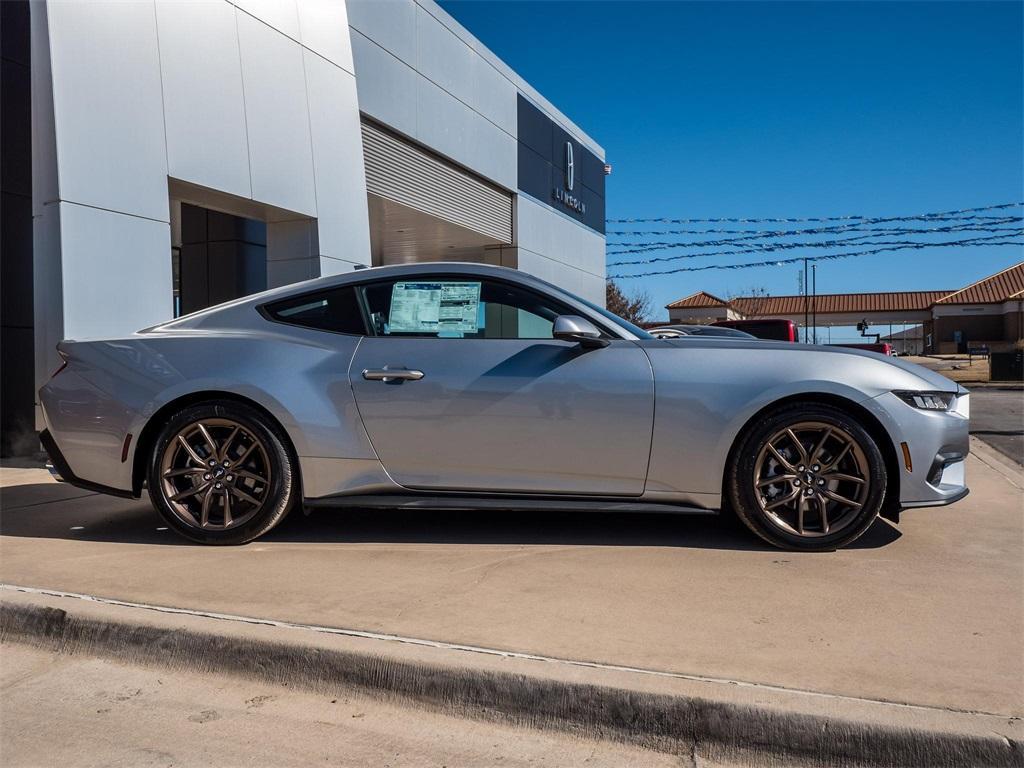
812,263 -> 817,344
803,258 -> 809,343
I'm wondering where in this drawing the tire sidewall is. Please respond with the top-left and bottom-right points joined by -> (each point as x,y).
729,403 -> 887,551
147,401 -> 296,545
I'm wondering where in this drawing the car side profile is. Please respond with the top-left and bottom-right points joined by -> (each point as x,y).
39,263 -> 969,551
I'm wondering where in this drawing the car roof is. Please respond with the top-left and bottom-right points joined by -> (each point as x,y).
283,262 -> 552,298
148,262 -> 647,340
155,262 -> 556,325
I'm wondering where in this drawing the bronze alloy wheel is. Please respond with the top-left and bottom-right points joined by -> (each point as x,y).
159,418 -> 272,531
752,421 -> 870,538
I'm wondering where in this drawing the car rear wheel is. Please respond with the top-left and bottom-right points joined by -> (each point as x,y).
147,401 -> 297,545
727,403 -> 887,551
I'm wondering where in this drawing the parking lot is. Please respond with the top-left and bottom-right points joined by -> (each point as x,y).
2,436 -> 1021,723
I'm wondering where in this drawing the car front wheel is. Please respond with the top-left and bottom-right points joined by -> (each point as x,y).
147,401 -> 297,545
727,403 -> 887,551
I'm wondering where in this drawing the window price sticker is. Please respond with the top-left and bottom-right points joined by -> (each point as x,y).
388,281 -> 481,334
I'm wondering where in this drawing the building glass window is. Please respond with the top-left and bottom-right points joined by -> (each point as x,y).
171,246 -> 182,317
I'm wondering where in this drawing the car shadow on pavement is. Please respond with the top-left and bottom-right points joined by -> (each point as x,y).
0,482 -> 902,552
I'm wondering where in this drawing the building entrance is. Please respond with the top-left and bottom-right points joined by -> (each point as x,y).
173,204 -> 268,317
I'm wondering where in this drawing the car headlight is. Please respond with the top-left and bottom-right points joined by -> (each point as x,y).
894,391 -> 956,411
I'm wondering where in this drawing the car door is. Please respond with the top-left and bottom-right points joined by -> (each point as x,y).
348,275 -> 654,496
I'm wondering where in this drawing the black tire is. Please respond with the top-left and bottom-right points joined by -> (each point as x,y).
727,403 -> 887,551
147,401 -> 298,545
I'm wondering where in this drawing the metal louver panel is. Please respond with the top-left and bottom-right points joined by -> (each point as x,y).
361,121 -> 513,243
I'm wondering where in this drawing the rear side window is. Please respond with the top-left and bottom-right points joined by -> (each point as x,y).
264,286 -> 366,335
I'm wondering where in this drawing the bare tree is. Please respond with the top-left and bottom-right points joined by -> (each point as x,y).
606,280 -> 653,325
727,286 -> 770,318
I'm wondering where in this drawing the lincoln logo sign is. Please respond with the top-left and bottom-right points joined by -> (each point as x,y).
553,141 -> 586,215
565,141 -> 574,191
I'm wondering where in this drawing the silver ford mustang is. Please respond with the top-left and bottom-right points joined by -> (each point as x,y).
39,263 -> 969,550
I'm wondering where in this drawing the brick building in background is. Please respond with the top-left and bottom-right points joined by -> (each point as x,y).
666,261 -> 1024,353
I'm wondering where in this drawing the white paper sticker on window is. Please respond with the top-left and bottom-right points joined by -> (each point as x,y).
388,282 -> 481,334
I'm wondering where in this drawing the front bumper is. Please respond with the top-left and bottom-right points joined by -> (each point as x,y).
902,485 -> 969,508
872,389 -> 971,509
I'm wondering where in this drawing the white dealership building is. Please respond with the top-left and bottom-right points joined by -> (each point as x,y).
0,0 -> 607,448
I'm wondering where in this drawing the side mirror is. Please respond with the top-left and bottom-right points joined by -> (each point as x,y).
552,315 -> 610,348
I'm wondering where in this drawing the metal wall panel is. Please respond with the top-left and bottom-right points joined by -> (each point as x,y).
157,0 -> 251,200
45,0 -> 169,222
361,121 -> 512,243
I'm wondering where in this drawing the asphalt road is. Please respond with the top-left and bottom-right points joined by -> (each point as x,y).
969,388 -> 1024,464
1,439 -> 1021,720
1,643 -> 689,768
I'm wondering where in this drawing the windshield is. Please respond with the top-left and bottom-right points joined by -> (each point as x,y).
505,271 -> 654,340
575,296 -> 654,339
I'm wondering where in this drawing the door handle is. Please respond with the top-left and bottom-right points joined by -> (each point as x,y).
362,367 -> 425,383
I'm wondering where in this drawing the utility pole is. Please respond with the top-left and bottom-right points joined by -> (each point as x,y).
812,263 -> 817,344
803,258 -> 809,343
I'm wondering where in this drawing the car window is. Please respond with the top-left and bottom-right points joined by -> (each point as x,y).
359,278 -> 581,340
264,286 -> 366,335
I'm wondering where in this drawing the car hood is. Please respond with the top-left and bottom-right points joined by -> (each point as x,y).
660,338 -> 959,392
861,350 -> 961,391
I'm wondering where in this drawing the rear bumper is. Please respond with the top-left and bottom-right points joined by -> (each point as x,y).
39,429 -> 136,499
39,365 -> 139,496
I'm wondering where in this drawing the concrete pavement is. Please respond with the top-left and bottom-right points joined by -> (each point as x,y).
1,438 -> 1021,720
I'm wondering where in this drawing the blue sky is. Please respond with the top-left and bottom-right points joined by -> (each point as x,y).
439,1 -> 1024,325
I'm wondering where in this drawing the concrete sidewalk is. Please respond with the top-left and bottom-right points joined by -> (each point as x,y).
2,438 -> 1021,718
2,641 -> 687,768
2,588 -> 1020,767
1,438 -> 1022,764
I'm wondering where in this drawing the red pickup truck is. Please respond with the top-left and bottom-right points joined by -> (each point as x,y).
711,319 -> 798,342
830,342 -> 894,356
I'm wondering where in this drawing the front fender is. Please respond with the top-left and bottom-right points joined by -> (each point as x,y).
640,341 -> 919,504
645,378 -> 880,501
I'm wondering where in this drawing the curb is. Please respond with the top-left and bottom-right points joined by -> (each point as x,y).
969,435 -> 1024,488
2,593 -> 1020,768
